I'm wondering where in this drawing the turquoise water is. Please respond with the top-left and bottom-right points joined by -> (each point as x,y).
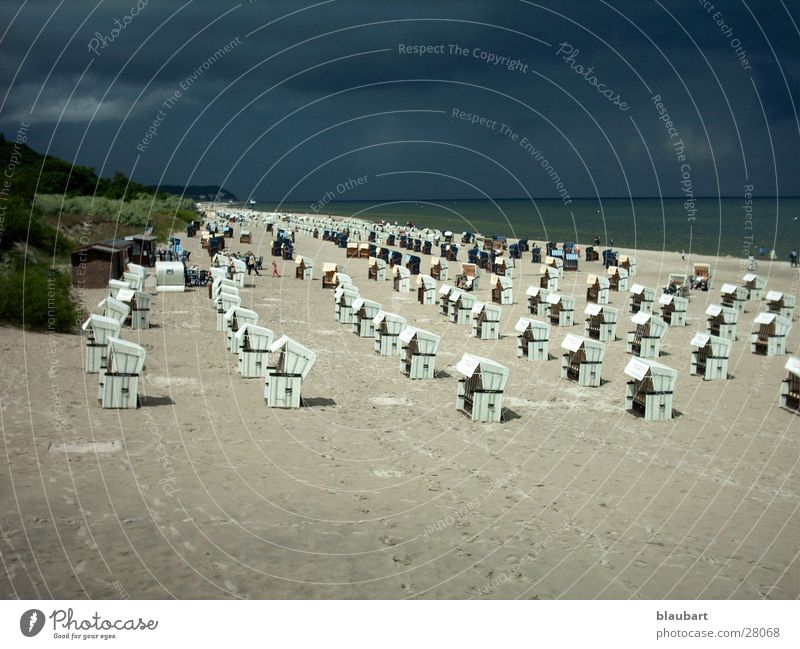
255,197 -> 800,259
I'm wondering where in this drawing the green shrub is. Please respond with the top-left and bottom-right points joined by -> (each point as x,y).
0,264 -> 80,332
34,193 -> 196,228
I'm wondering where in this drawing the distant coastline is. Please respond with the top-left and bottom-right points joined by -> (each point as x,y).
229,196 -> 800,259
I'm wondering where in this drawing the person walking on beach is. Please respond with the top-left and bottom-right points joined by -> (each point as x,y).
272,260 -> 280,277
791,248 -> 798,267
248,251 -> 260,276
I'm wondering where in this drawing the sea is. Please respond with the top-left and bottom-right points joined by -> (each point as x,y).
253,197 -> 800,259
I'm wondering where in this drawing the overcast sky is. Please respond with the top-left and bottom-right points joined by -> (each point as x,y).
1,0 -> 797,202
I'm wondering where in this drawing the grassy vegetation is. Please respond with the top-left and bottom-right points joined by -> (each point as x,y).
35,193 -> 197,241
0,133 -> 198,333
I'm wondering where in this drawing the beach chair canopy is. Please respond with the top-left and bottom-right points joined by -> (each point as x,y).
81,314 -> 121,343
461,263 -> 477,277
514,317 -> 550,336
546,292 -> 563,305
561,333 -> 605,361
295,255 -> 314,267
399,326 -> 441,354
525,285 -> 545,297
268,335 -> 316,379
225,306 -> 258,327
584,303 -> 603,316
720,283 -> 738,296
334,272 -> 353,285
624,357 -> 677,389
659,293 -> 675,305
471,301 -> 501,318
335,284 -> 360,300
493,274 -> 513,289
742,273 -> 764,288
99,297 -> 131,324
373,311 -> 407,333
116,287 -> 136,304
106,337 -> 147,374
448,288 -> 465,303
690,331 -> 732,357
587,274 -> 610,288
755,312 -> 792,335
417,274 -> 436,288
455,353 -> 509,391
393,266 -> 411,278
705,304 -> 738,322
322,262 -> 338,273
235,323 -> 275,351
438,283 -> 453,295
218,289 -> 241,307
355,298 -> 382,316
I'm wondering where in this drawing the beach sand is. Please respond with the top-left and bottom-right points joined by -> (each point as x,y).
1,223 -> 798,599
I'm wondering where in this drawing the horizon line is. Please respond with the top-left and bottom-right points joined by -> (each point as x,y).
238,195 -> 799,203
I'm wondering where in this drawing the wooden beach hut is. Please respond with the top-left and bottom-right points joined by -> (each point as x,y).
705,304 -> 738,341
751,312 -> 792,356
471,301 -> 502,340
295,255 -> 314,280
399,326 -> 441,379
491,274 -> 513,305
455,353 -> 509,423
629,283 -> 655,314
560,333 -> 605,387
81,314 -> 121,373
515,317 -> 551,361
99,337 -> 147,409
720,283 -> 747,313
264,336 -> 316,408
368,257 -> 387,281
627,312 -> 668,358
417,274 -> 437,305
624,357 -> 677,421
373,311 -> 407,356
526,285 -> 550,318
584,303 -> 618,342
659,294 -> 688,327
352,297 -> 382,338
607,265 -> 629,292
547,293 -> 575,327
689,332 -> 732,381
236,324 -> 275,378
780,357 -> 800,413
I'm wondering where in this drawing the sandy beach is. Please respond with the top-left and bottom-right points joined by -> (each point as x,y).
1,220 -> 798,600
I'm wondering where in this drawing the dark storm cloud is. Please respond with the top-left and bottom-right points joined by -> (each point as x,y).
0,0 -> 796,200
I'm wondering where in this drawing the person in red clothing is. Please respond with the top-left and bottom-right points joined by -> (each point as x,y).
272,260 -> 280,277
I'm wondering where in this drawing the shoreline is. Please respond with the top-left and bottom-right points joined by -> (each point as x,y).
200,203 -> 795,270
